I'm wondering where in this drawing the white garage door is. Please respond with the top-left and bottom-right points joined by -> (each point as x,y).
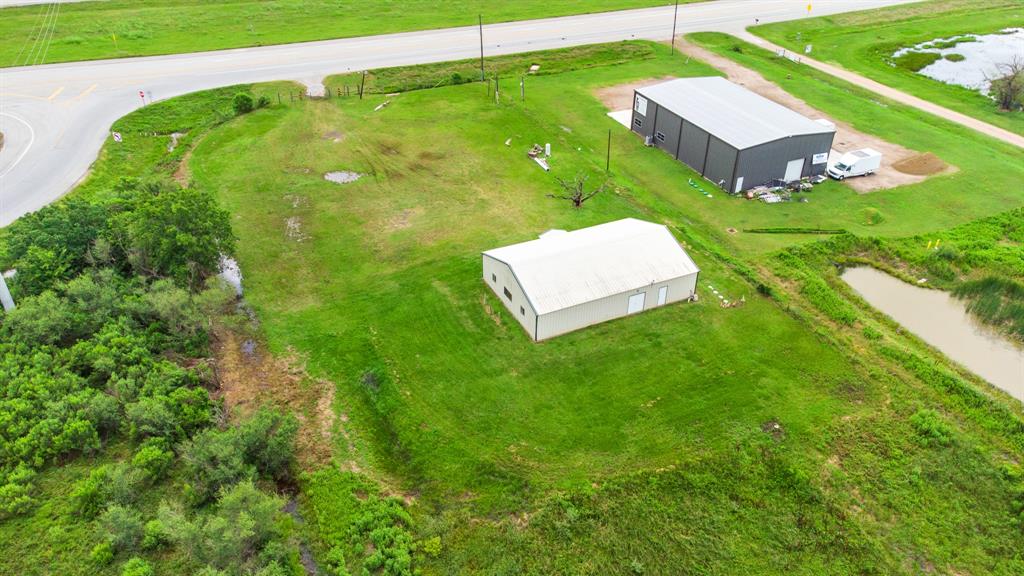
627,292 -> 646,314
783,158 -> 804,182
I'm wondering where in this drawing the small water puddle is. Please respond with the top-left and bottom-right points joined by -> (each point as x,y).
842,267 -> 1024,401
218,255 -> 243,297
324,171 -> 363,184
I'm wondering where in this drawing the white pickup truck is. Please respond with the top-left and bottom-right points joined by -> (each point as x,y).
827,148 -> 882,180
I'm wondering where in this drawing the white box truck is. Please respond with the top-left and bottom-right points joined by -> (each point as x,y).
827,148 -> 882,180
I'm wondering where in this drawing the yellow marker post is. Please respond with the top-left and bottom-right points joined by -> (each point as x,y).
935,239 -> 941,249
927,240 -> 933,250
112,34 -> 118,52
807,3 -> 812,14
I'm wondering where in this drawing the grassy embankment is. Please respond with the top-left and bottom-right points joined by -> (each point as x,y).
185,40 -> 1024,573
752,0 -> 1024,136
0,0 -> 685,66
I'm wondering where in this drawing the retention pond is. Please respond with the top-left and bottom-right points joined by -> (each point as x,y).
841,266 -> 1024,401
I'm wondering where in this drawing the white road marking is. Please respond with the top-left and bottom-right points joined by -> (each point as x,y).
0,111 -> 36,178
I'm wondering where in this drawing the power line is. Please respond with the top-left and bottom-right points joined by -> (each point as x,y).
10,3 -> 49,67
21,1 -> 58,67
35,0 -> 64,66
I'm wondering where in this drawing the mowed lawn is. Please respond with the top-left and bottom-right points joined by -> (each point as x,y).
753,0 -> 1024,136
192,91 -> 851,510
0,0 -> 682,66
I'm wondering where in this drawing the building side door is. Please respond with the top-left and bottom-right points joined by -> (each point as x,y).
657,286 -> 668,306
627,292 -> 646,314
783,158 -> 804,182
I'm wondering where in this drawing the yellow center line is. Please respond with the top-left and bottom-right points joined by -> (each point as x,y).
0,91 -> 49,101
71,84 -> 98,101
47,86 -> 65,101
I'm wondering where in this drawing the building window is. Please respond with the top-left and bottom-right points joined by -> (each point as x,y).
655,131 -> 666,142
633,117 -> 643,128
491,273 -> 496,283
520,306 -> 525,316
503,287 -> 512,301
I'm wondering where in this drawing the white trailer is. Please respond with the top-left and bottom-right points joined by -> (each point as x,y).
827,148 -> 882,180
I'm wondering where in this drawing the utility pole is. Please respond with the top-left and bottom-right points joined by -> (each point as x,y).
0,274 -> 15,312
670,0 -> 680,54
478,15 -> 485,81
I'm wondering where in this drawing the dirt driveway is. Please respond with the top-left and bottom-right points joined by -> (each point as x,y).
595,41 -> 957,193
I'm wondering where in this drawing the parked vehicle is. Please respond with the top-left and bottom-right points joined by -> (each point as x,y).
827,148 -> 882,180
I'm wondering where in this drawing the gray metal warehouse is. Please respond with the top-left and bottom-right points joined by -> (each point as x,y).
482,219 -> 700,341
630,77 -> 836,193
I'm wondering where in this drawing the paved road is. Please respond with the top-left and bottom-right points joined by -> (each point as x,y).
740,32 -> 1024,149
0,0 -> 916,226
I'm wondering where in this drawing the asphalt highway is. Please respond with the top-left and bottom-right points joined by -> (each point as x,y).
0,0 -> 917,226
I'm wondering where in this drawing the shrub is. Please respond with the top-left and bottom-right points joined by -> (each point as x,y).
72,465 -> 111,518
126,397 -> 179,439
944,53 -> 966,62
233,93 -> 255,115
420,536 -> 441,558
0,463 -> 37,518
121,557 -> 154,576
909,409 -> 954,446
132,440 -> 175,482
142,519 -> 169,550
236,408 -> 299,481
180,427 -> 253,505
100,504 -> 145,553
159,481 -> 286,571
91,542 -> 114,566
862,207 -> 885,226
256,95 -> 271,109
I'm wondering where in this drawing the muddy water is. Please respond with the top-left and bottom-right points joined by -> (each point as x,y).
841,267 -> 1024,401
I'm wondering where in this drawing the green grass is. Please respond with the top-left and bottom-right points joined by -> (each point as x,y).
184,43 -> 1024,573
6,34 -> 1024,574
0,0 -> 689,66
752,0 -> 1024,135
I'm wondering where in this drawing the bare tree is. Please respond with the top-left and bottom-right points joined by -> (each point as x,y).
985,55 -> 1024,111
547,174 -> 607,209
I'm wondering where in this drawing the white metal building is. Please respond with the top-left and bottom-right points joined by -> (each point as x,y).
481,218 -> 700,341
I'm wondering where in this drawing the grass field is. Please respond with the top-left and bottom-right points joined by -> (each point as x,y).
179,42 -> 1024,573
0,0 -> 682,66
752,0 -> 1024,136
4,6 -> 1024,569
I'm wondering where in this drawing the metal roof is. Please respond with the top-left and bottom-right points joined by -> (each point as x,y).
635,77 -> 835,150
482,219 -> 700,315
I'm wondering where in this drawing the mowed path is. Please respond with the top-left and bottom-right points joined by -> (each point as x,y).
739,33 -> 1024,150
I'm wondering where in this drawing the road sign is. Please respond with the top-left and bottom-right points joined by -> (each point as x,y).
112,132 -> 122,143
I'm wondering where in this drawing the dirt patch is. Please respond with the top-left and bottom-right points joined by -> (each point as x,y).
892,152 -> 947,176
212,328 -> 343,470
761,419 -> 785,440
480,294 -> 502,326
594,76 -> 675,111
627,40 -> 958,193
322,130 -> 344,143
286,216 -> 310,242
383,207 -> 423,231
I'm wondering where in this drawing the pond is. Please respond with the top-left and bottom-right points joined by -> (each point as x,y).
841,267 -> 1024,401
893,28 -> 1024,94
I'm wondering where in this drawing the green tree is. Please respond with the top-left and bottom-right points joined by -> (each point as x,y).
122,185 -> 235,290
99,504 -> 145,553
